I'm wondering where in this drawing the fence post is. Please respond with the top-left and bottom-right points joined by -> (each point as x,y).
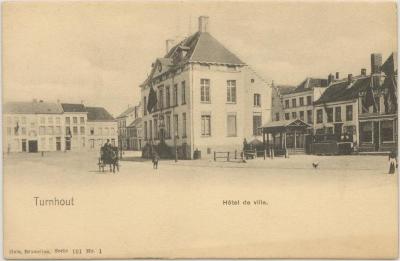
264,149 -> 266,160
214,151 -> 216,161
227,152 -> 230,162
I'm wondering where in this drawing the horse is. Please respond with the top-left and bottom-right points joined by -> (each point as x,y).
99,145 -> 119,173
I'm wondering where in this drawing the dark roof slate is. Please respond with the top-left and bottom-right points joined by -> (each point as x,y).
86,107 -> 115,122
4,101 -> 63,114
314,77 -> 371,105
61,103 -> 87,113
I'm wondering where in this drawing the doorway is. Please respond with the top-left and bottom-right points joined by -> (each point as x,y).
56,137 -> 61,151
65,137 -> 71,150
28,140 -> 38,153
22,139 -> 27,152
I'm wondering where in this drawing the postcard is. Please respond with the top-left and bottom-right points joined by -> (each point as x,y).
3,0 -> 398,259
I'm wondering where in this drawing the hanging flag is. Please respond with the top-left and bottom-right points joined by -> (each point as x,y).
147,85 -> 157,113
14,122 -> 19,134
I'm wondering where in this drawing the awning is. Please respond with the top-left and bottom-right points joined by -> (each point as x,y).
259,119 -> 311,133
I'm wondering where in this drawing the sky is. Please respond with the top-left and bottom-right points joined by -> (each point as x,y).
3,1 -> 397,116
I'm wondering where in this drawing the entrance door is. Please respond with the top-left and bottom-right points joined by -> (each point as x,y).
334,123 -> 343,141
65,137 -> 71,150
28,140 -> 38,153
373,121 -> 380,151
22,139 -> 27,152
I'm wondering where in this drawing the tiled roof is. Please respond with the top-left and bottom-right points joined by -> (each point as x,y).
4,101 -> 63,114
116,106 -> 136,119
290,78 -> 329,94
61,103 -> 87,113
275,85 -> 296,95
314,76 -> 371,105
86,107 -> 115,122
127,117 -> 142,128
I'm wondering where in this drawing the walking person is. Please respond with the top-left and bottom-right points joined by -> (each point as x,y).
388,150 -> 397,174
152,151 -> 160,170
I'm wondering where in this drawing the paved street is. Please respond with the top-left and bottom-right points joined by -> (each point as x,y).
3,152 -> 398,258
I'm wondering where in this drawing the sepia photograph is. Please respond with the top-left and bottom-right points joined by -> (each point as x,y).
2,1 -> 398,259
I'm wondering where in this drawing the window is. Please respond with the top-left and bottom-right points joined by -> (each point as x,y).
200,79 -> 210,102
292,98 -> 297,108
201,115 -> 211,136
253,114 -> 262,136
47,126 -> 54,135
335,107 -> 342,122
166,115 -> 171,138
48,116 -> 53,124
65,127 -> 71,136
173,84 -> 178,106
90,127 -> 94,135
49,137 -> 53,149
80,126 -> 85,135
80,117 -> 85,124
182,113 -> 187,137
307,110 -> 313,124
149,121 -> 152,139
360,122 -> 372,143
227,114 -> 237,137
285,100 -> 290,108
275,113 -> 280,121
39,126 -> 46,135
65,117 -> 70,125
317,109 -> 323,123
346,105 -> 353,121
154,119 -> 158,139
299,97 -> 304,106
56,117 -> 60,125
173,115 -> 179,137
307,96 -> 312,105
299,111 -> 304,121
143,97 -> 147,115
181,81 -> 186,104
159,86 -> 164,109
227,80 -> 237,103
285,113 -> 290,120
254,94 -> 261,106
292,112 -> 297,119
73,117 -> 77,124
144,121 -> 148,140
73,126 -> 78,135
326,108 -> 333,123
381,120 -> 394,142
166,86 -> 170,107
111,128 -> 115,135
55,126 -> 61,135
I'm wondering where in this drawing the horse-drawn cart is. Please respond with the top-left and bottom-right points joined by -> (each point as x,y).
98,146 -> 120,173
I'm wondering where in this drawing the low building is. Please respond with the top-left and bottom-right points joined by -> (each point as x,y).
3,100 -> 64,152
86,106 -> 118,150
116,106 -> 136,150
127,117 -> 143,150
61,103 -> 88,151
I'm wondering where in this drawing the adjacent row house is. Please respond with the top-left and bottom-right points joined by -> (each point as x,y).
3,100 -> 117,153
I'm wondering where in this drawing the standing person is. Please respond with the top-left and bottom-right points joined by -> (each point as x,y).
388,150 -> 397,174
152,151 -> 160,170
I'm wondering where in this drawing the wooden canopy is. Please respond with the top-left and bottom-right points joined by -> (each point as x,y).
259,119 -> 311,133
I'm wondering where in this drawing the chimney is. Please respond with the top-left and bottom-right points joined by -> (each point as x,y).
361,68 -> 367,76
328,73 -> 335,84
165,39 -> 175,54
335,72 -> 340,79
371,53 -> 382,74
198,16 -> 209,33
347,74 -> 353,84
